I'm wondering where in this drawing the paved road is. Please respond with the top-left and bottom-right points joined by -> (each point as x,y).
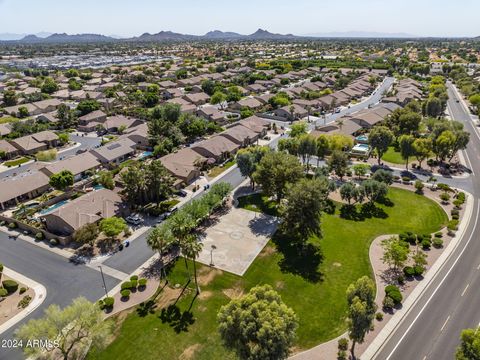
0,133 -> 101,180
0,232 -> 119,360
371,81 -> 480,360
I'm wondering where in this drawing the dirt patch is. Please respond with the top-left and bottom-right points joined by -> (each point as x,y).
275,281 -> 285,290
198,290 -> 213,300
155,286 -> 182,308
179,343 -> 202,360
197,267 -> 222,286
258,245 -> 276,258
333,262 -> 342,267
223,284 -> 244,300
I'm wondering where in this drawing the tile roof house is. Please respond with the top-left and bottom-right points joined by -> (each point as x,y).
91,138 -> 136,167
192,136 -> 240,161
78,110 -> 108,132
121,123 -> 150,149
0,139 -> 20,159
231,97 -> 263,111
10,135 -> 48,155
219,125 -> 259,146
183,92 -> 210,105
40,152 -> 101,181
236,116 -> 271,135
103,116 -> 143,133
41,189 -> 124,236
0,171 -> 50,209
160,148 -> 206,186
273,104 -> 308,121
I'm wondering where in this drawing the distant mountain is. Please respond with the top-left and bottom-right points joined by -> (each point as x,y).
305,31 -> 417,38
130,31 -> 198,42
247,28 -> 297,40
204,30 -> 243,39
40,33 -> 116,43
0,32 -> 51,40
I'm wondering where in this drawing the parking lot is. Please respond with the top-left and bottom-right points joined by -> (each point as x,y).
196,207 -> 280,276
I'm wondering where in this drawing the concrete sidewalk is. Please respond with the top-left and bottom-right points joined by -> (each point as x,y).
0,267 -> 46,335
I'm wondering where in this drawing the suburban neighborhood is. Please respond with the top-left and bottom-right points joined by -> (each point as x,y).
1,2 -> 480,360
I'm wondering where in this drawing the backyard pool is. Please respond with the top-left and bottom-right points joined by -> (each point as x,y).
355,135 -> 369,143
138,151 -> 153,159
39,200 -> 69,215
351,143 -> 371,156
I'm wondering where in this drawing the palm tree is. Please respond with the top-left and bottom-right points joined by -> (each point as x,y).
181,235 -> 203,295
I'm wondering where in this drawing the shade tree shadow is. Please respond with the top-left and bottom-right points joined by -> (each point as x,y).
159,304 -> 195,333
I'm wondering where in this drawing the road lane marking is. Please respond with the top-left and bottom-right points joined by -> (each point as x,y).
462,150 -> 476,176
440,316 -> 451,332
461,284 -> 470,296
477,264 -> 480,270
422,356 -> 427,360
384,201 -> 480,360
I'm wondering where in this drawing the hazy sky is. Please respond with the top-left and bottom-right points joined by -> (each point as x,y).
0,0 -> 478,37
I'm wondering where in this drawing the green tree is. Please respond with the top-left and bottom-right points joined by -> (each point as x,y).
77,99 -> 100,116
281,177 -> 331,239
469,94 -> 480,112
297,134 -> 317,167
99,217 -> 127,240
3,89 -> 17,106
57,132 -> 69,145
218,284 -> 298,360
352,163 -> 370,179
433,130 -> 456,162
253,151 -> 304,202
73,223 -> 99,245
18,106 -> 30,118
398,111 -> 421,135
398,134 -> 415,170
381,236 -> 410,272
41,77 -> 59,94
49,170 -> 74,190
211,91 -> 227,105
360,179 -> 388,204
289,121 -> 308,137
328,150 -> 349,180
97,171 -> 114,190
15,297 -> 113,360
236,146 -> 269,190
315,134 -> 330,165
456,327 -> 480,360
369,126 -> 394,164
346,276 -> 377,358
412,137 -> 432,168
340,182 -> 363,205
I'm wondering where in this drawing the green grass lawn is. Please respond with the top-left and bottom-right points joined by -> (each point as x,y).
90,188 -> 447,360
3,157 -> 30,167
208,160 -> 236,178
381,146 -> 412,165
236,193 -> 279,216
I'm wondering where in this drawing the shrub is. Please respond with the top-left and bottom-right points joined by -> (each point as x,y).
385,285 -> 403,305
376,312 -> 384,321
338,338 -> 349,351
97,299 -> 105,310
382,296 -> 395,309
2,279 -> 19,293
0,263 -> 3,273
451,214 -> 459,220
8,222 -> 17,229
403,266 -> 415,277
130,275 -> 139,281
402,176 -> 411,183
17,295 -> 32,309
440,192 -> 450,203
120,289 -> 131,298
0,288 -> 8,297
121,281 -> 132,290
447,219 -> 459,232
414,265 -> 425,276
49,238 -> 58,246
456,192 -> 466,202
434,232 -> 443,238
433,238 -> 444,248
397,275 -> 405,285
399,231 -> 416,245
337,350 -> 347,360
138,278 -> 147,287
451,209 -> 460,216
452,199 -> 463,209
414,180 -> 424,193
130,279 -> 138,288
35,232 -> 44,240
103,297 -> 114,308
421,239 -> 431,250
19,287 -> 27,294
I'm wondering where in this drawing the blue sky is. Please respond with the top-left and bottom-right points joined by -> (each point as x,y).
0,0 -> 478,37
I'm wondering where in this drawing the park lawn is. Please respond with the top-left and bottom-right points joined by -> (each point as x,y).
236,193 -> 279,216
381,146 -> 411,165
90,188 -> 447,359
3,157 -> 30,167
208,160 -> 236,178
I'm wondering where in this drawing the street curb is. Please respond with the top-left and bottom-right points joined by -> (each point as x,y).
0,267 -> 46,335
361,189 -> 475,359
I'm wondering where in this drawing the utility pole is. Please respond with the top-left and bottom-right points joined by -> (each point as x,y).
98,265 -> 108,298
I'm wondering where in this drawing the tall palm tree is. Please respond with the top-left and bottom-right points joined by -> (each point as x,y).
181,235 -> 203,295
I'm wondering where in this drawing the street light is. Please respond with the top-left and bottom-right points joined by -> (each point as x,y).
210,245 -> 217,267
98,265 -> 108,298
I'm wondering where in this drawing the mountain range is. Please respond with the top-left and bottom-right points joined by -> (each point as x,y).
0,29 -> 476,43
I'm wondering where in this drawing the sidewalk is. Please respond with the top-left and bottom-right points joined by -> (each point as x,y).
0,267 -> 46,335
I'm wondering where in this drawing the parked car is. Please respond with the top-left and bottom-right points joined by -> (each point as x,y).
176,189 -> 188,197
126,214 -> 143,225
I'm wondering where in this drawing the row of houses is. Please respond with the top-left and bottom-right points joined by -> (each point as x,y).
0,130 -> 59,158
383,79 -> 423,106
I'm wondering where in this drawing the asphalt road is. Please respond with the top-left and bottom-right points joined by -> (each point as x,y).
0,133 -> 101,180
371,81 -> 480,360
0,232 -> 119,360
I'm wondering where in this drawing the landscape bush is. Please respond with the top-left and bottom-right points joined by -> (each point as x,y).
8,222 -> 17,229
434,232 -> 443,238
138,278 -> 147,287
120,289 -> 131,298
49,238 -> 58,246
421,239 -> 432,250
433,238 -> 444,248
0,263 -> 3,273
130,279 -> 138,288
413,265 -> 425,276
440,192 -> 450,203
399,231 -> 417,245
19,287 -> 27,294
2,279 -> 19,293
376,312 -> 384,321
35,232 -> 44,240
447,219 -> 459,232
17,295 -> 32,309
385,284 -> 403,305
0,288 -> 8,297
121,281 -> 132,290
103,297 -> 114,308
337,338 -> 348,351
382,295 -> 395,310
337,350 -> 347,360
130,275 -> 138,281
403,266 -> 415,277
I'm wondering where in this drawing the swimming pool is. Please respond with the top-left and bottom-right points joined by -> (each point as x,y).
39,200 -> 69,215
355,135 -> 369,143
138,151 -> 153,159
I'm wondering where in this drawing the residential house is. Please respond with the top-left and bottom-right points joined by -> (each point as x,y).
160,148 -> 207,187
91,138 -> 136,167
40,152 -> 101,182
192,136 -> 240,162
219,125 -> 259,146
273,104 -> 308,121
0,139 -> 20,160
0,172 -> 50,210
78,110 -> 108,132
